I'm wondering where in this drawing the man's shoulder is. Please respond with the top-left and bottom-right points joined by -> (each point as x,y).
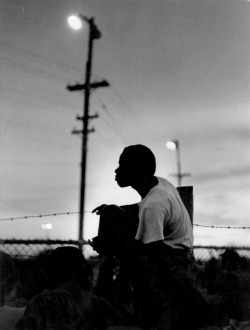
156,176 -> 176,189
141,188 -> 170,210
139,177 -> 177,207
151,176 -> 177,197
141,177 -> 180,208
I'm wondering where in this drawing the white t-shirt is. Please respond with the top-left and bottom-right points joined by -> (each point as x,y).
136,176 -> 193,249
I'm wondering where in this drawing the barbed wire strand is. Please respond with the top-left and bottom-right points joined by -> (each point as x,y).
0,212 -> 250,229
194,224 -> 250,229
0,211 -> 81,221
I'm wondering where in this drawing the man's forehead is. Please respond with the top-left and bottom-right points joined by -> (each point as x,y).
119,151 -> 134,164
119,153 -> 128,163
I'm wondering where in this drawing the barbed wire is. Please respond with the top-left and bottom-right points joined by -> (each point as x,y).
0,212 -> 250,229
0,211 -> 82,221
194,224 -> 250,229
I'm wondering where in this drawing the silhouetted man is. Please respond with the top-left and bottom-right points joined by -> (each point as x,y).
92,144 -> 208,329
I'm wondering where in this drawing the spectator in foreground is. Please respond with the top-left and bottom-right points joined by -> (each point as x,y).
16,246 -> 127,330
0,251 -> 25,330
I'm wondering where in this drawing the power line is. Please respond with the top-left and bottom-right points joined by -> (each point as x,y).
98,103 -> 130,145
91,94 -> 130,145
106,86 -> 159,144
1,41 -> 154,146
0,39 -> 82,77
1,85 -> 78,114
0,53 -> 75,83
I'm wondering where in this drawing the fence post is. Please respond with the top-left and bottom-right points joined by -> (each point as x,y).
177,186 -> 193,226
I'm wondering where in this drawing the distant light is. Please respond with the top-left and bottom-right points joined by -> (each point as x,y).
166,141 -> 177,150
41,223 -> 53,230
68,15 -> 82,30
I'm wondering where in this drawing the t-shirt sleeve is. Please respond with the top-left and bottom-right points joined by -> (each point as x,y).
135,207 -> 166,244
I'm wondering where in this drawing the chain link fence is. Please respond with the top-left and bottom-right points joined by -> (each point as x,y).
0,239 -> 80,259
194,246 -> 250,262
1,239 -> 250,327
0,239 -> 250,261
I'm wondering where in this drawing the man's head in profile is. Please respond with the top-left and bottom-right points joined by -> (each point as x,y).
115,144 -> 156,188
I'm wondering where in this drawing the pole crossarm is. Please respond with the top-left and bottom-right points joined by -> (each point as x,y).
170,173 -> 191,178
66,80 -> 109,91
71,128 -> 83,135
76,113 -> 99,121
71,127 -> 95,135
87,127 -> 95,134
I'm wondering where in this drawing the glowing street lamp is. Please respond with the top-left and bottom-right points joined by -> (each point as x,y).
166,140 -> 177,151
67,14 -> 101,38
68,15 -> 83,30
166,139 -> 190,186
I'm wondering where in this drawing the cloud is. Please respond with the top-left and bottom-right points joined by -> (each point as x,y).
194,165 -> 250,183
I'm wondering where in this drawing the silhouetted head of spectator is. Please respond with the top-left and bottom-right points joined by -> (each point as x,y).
115,144 -> 156,187
17,249 -> 53,300
221,248 -> 240,271
49,246 -> 93,291
17,247 -> 93,300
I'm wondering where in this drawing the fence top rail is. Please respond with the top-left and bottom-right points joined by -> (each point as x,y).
0,239 -> 84,245
194,245 -> 250,250
0,240 -> 250,251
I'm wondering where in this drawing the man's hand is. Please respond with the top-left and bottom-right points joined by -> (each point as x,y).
89,235 -> 114,255
92,204 -> 107,215
88,236 -> 102,253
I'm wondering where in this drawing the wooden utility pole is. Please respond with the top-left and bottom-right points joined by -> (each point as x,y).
66,17 -> 109,249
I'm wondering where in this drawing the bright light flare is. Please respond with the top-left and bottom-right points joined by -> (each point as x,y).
166,141 -> 177,150
41,223 -> 53,230
68,15 -> 82,30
